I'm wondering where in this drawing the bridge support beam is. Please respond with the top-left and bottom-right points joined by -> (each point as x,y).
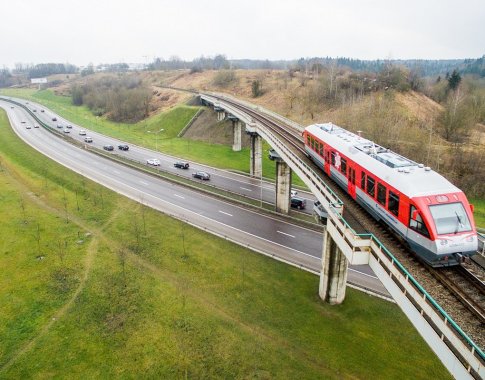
232,120 -> 242,152
250,134 -> 262,178
319,228 -> 348,304
275,161 -> 291,213
217,111 -> 226,122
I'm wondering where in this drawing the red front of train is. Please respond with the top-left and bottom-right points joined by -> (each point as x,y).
303,123 -> 478,267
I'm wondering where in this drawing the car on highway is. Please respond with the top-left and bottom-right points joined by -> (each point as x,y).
268,149 -> 281,160
40,109 -> 45,113
103,145 -> 114,151
52,117 -> 57,121
79,130 -> 86,135
290,196 -> 306,210
10,106 -> 14,109
147,159 -> 160,166
63,128 -> 70,133
66,124 -> 72,129
26,125 -> 32,129
57,124 -> 63,129
174,161 -> 189,169
34,125 -> 39,128
118,144 -> 129,151
32,109 -> 37,112
291,189 -> 298,197
84,137 -> 93,143
192,171 -> 210,180
21,121 -> 26,124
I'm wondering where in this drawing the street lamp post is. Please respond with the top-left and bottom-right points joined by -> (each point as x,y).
146,128 -> 164,151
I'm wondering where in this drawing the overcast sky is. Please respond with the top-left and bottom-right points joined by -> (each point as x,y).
1,0 -> 484,68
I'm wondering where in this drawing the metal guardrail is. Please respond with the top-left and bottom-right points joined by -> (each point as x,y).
203,93 -> 485,379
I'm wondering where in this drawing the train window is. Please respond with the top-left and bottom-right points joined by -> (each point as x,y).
319,144 -> 324,156
388,191 -> 399,216
361,172 -> 366,191
341,158 -> 347,175
331,152 -> 336,166
366,176 -> 375,198
409,206 -> 430,238
315,141 -> 320,152
307,135 -> 311,146
377,183 -> 386,206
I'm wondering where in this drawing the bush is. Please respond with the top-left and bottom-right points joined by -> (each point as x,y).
212,70 -> 237,87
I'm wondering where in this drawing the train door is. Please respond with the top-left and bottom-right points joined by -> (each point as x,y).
324,149 -> 331,176
348,166 -> 356,199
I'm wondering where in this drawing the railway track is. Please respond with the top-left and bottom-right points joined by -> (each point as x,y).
208,93 -> 485,349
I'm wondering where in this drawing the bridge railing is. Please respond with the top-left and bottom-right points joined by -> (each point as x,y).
206,94 -> 485,379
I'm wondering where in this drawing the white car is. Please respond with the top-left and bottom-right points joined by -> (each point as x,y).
84,137 -> 93,143
63,128 -> 70,133
291,189 -> 298,197
66,124 -> 73,129
79,130 -> 86,135
26,125 -> 32,129
147,159 -> 160,166
34,125 -> 39,128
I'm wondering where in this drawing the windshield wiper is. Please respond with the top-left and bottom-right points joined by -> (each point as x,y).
454,212 -> 464,234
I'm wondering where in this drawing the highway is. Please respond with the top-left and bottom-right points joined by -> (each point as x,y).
0,98 -> 389,298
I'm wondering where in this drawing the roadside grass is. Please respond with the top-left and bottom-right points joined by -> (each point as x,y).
470,198 -> 485,229
0,108 -> 451,378
0,89 -> 302,186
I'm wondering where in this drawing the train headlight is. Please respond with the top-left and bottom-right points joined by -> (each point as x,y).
439,239 -> 448,246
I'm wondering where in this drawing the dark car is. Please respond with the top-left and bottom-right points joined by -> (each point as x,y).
103,145 -> 114,151
41,109 -> 45,112
174,161 -> 189,169
118,144 -> 129,151
290,196 -> 306,210
268,149 -> 281,161
52,117 -> 57,121
192,171 -> 210,180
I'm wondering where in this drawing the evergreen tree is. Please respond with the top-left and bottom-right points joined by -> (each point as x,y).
448,69 -> 461,91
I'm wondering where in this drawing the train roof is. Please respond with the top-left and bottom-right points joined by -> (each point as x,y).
306,123 -> 461,198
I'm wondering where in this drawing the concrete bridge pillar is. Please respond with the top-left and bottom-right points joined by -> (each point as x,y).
217,111 -> 226,121
250,134 -> 262,178
232,120 -> 242,152
319,228 -> 348,304
275,161 -> 291,213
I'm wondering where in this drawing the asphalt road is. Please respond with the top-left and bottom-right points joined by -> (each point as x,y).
0,98 -> 390,298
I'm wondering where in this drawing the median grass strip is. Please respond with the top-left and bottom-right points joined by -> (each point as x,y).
0,104 -> 451,378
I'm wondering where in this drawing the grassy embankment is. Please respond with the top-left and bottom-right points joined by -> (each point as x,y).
0,108 -> 450,378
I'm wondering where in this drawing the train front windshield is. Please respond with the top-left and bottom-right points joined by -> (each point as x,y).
429,202 -> 472,235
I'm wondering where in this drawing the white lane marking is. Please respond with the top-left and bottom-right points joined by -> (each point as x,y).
277,231 -> 295,238
240,187 -> 253,191
348,268 -> 378,279
173,194 -> 185,199
139,180 -> 149,186
219,210 -> 233,217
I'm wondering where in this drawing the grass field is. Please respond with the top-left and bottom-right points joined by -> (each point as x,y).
0,108 -> 451,378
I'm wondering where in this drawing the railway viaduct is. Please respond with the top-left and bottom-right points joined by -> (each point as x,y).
201,92 -> 484,380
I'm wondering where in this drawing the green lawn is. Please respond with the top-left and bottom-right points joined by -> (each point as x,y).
0,109 -> 451,378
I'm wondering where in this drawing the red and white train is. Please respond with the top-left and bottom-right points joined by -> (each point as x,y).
304,123 -> 478,267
